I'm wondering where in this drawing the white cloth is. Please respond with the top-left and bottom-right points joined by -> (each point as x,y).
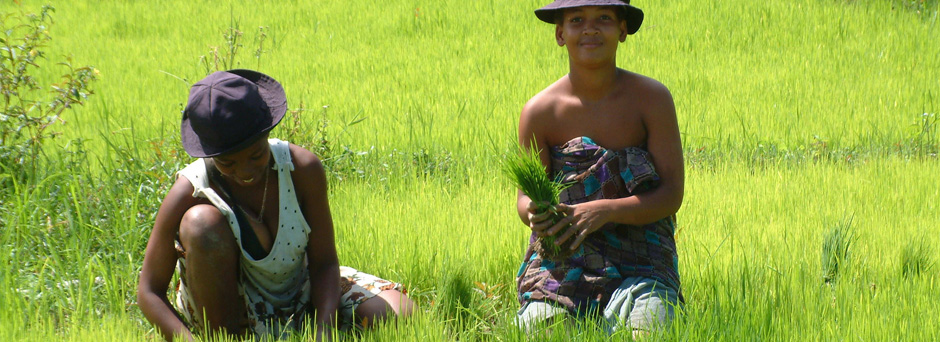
516,276 -> 679,335
601,276 -> 679,333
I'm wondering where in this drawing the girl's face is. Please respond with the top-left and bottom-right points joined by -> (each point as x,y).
212,135 -> 271,187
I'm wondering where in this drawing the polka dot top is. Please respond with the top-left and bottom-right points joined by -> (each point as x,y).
177,138 -> 312,331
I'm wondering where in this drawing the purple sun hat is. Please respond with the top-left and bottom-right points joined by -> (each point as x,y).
535,0 -> 644,35
180,69 -> 287,158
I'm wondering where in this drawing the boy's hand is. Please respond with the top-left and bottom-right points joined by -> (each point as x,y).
545,201 -> 611,250
526,201 -> 556,236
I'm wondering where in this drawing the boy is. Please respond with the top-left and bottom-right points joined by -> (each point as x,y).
515,0 -> 684,336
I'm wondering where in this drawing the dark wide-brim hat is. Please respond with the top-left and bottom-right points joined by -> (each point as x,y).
180,69 -> 287,158
535,0 -> 644,35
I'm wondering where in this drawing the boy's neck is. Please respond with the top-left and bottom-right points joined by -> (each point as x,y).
567,64 -> 621,101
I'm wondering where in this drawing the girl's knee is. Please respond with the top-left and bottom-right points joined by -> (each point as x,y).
355,290 -> 414,327
179,205 -> 236,253
377,289 -> 415,317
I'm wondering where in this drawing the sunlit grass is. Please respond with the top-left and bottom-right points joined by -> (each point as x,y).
3,0 -> 936,163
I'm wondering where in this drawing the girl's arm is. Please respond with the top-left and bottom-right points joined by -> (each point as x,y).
291,145 -> 340,341
138,178 -> 201,342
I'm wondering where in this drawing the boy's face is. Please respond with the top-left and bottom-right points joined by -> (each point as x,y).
555,6 -> 628,65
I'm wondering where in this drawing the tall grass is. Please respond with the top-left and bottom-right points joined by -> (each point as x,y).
1,0 -> 939,341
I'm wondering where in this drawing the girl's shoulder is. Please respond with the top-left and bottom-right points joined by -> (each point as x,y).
285,142 -> 328,197
157,174 -> 210,226
286,143 -> 323,171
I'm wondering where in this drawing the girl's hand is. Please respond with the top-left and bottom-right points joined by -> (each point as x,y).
315,323 -> 333,342
544,201 -> 611,250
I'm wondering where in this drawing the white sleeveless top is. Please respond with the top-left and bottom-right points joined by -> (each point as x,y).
177,138 -> 311,336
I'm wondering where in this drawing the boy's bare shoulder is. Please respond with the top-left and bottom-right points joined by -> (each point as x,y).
619,70 -> 673,106
619,69 -> 671,98
522,77 -> 572,120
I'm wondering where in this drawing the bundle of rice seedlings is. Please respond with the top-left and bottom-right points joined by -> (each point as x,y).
821,217 -> 856,284
501,142 -> 572,261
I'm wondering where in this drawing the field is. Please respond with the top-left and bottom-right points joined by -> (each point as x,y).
1,0 -> 938,341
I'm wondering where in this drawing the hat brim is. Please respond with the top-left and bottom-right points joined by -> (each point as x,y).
180,69 -> 288,158
535,3 -> 644,35
180,119 -> 275,158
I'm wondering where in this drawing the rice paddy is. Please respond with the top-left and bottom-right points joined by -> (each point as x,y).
1,0 -> 938,340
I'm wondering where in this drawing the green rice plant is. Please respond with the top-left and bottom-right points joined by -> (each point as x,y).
821,217 -> 856,284
500,141 -> 572,261
901,236 -> 935,279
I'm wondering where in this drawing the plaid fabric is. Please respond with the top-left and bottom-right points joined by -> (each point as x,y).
516,136 -> 683,314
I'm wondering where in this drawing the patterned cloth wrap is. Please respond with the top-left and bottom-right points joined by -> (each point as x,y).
516,136 -> 683,315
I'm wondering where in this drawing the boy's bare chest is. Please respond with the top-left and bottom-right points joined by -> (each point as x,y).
549,100 -> 647,149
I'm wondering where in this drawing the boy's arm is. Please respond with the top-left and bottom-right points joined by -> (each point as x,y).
516,96 -> 556,231
291,145 -> 340,341
631,78 -> 684,219
138,178 -> 200,342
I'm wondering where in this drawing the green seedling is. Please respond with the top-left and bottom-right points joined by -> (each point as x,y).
501,141 -> 573,261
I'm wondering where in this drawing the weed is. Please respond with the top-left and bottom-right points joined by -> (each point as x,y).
0,4 -> 98,176
821,217 -> 856,284
195,15 -> 271,77
198,16 -> 242,74
893,0 -> 939,17
411,148 -> 453,178
901,236 -> 935,278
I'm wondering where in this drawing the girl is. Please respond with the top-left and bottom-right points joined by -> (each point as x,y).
137,70 -> 413,341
